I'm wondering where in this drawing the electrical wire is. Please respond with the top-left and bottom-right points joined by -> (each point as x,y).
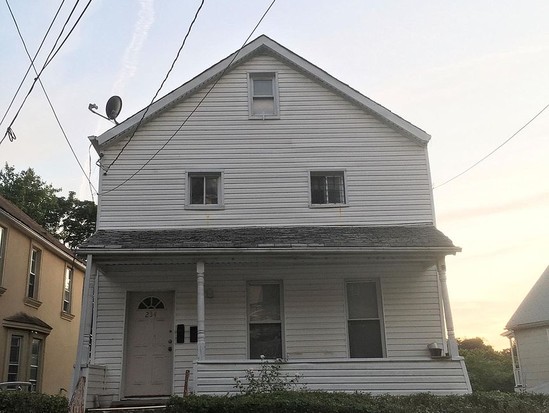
0,0 -> 66,131
433,102 -> 549,190
105,0 -> 205,173
1,0 -> 93,146
6,0 -> 98,195
100,0 -> 277,195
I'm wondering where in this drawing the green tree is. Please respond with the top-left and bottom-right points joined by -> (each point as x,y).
458,337 -> 515,392
0,163 -> 96,249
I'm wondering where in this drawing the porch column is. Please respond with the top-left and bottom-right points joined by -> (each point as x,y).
70,255 -> 96,395
437,258 -> 460,358
197,261 -> 206,361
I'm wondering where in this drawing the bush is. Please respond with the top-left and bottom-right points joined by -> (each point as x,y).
234,356 -> 305,394
0,392 -> 67,413
166,391 -> 549,413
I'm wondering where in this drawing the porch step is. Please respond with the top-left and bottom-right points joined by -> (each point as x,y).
87,406 -> 166,413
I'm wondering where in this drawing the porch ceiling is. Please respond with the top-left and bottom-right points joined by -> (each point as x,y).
79,225 -> 460,260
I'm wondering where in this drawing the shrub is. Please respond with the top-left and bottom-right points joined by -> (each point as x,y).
233,356 -> 305,394
0,392 -> 68,413
166,391 -> 549,413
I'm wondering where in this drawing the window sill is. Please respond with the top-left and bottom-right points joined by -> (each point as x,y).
309,204 -> 349,209
248,114 -> 280,120
24,297 -> 42,309
185,205 -> 225,211
60,311 -> 75,321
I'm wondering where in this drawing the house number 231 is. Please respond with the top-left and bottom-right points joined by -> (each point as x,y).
145,311 -> 157,318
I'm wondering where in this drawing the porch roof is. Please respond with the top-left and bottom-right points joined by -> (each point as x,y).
79,225 -> 460,256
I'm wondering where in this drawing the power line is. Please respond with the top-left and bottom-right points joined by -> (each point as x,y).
433,103 -> 549,189
1,0 -> 93,146
100,0 -> 277,195
0,0 -> 66,131
105,0 -> 205,173
6,0 -> 98,195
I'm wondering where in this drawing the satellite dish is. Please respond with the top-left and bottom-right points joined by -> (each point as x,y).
105,95 -> 122,123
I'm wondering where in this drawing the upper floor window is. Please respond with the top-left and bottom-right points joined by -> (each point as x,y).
187,172 -> 223,209
62,267 -> 73,314
27,248 -> 41,299
346,281 -> 384,358
249,72 -> 279,118
310,171 -> 346,206
0,225 -> 6,288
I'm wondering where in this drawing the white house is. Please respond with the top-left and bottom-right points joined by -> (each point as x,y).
504,265 -> 549,394
73,35 -> 471,408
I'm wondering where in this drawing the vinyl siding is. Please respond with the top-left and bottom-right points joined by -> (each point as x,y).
515,327 -> 549,392
97,54 -> 433,229
90,260 -> 445,400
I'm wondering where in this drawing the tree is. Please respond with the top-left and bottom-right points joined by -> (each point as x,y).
0,163 -> 96,249
458,337 -> 515,392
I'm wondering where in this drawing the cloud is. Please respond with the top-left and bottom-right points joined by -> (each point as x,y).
112,0 -> 155,95
438,191 -> 549,222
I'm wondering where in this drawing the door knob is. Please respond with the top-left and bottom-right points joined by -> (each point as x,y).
168,346 -> 172,352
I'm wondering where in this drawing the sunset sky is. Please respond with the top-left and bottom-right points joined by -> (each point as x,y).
1,0 -> 547,349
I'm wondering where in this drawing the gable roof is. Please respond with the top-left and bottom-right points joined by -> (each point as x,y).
92,35 -> 430,151
79,225 -> 460,256
0,194 -> 84,268
506,265 -> 549,330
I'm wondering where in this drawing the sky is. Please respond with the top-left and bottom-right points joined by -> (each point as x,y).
1,0 -> 548,350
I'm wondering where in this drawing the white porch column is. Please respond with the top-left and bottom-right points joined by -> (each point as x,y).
197,261 -> 206,361
437,258 -> 460,358
70,255 -> 96,395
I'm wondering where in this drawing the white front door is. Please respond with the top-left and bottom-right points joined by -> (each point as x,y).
124,291 -> 174,397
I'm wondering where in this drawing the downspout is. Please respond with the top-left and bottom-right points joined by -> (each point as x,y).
437,257 -> 460,358
70,255 -> 96,395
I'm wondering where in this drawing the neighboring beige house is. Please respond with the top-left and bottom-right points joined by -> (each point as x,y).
0,194 -> 85,394
504,265 -> 549,394
74,35 -> 471,409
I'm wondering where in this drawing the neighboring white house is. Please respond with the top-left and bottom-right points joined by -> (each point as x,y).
73,35 -> 471,408
504,265 -> 549,394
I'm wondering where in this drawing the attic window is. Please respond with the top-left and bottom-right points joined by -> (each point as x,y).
249,72 -> 279,118
186,171 -> 224,210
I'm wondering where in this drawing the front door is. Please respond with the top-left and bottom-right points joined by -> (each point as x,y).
124,291 -> 174,397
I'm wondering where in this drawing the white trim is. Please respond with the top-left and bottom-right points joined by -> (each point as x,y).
185,170 -> 224,210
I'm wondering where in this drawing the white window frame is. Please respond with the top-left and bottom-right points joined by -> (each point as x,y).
247,281 -> 284,360
3,329 -> 46,391
26,247 -> 42,300
345,280 -> 386,358
185,171 -> 224,210
62,266 -> 73,315
248,72 -> 280,119
0,225 -> 6,295
309,170 -> 348,207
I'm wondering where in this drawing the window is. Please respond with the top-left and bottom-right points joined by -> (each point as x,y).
310,171 -> 346,205
248,282 -> 283,359
0,225 -> 6,290
27,248 -> 41,299
249,73 -> 279,118
4,331 -> 45,391
346,281 -> 384,358
62,267 -> 73,313
187,172 -> 222,208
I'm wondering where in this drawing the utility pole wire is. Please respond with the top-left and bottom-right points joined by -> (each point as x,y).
1,0 -> 93,146
433,102 -> 549,190
105,0 -> 205,173
100,0 -> 277,195
0,0 -> 66,131
6,0 -> 98,195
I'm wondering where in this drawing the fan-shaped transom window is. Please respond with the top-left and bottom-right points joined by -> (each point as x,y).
137,296 -> 165,310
